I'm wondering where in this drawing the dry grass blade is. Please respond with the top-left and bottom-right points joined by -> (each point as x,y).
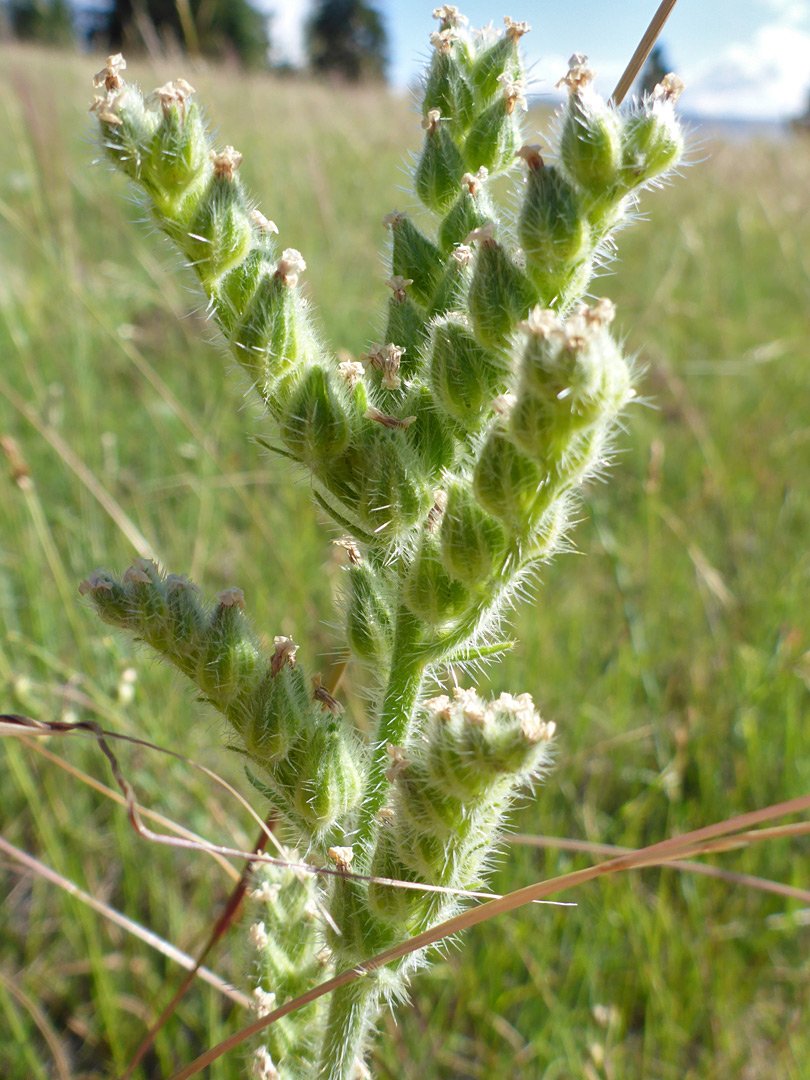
0,834 -> 249,1007
21,736 -> 240,881
165,793 -> 810,1079
511,833 -> 810,904
611,0 -> 681,106
0,713 -> 278,853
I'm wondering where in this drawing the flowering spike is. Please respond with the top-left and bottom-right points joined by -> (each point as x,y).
85,13 -> 686,1077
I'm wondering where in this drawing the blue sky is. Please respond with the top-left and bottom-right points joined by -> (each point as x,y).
259,0 -> 810,120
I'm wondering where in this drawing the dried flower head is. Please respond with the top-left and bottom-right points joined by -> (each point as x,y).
461,166 -> 488,194
464,220 -> 497,246
271,635 -> 298,676
421,108 -> 442,133
364,406 -> 416,429
382,209 -> 407,230
78,570 -> 114,596
364,343 -> 405,390
216,587 -> 245,609
427,489 -> 448,532
312,673 -> 344,715
274,248 -> 306,287
503,16 -> 531,40
653,73 -> 685,104
210,146 -> 242,180
89,92 -> 125,126
252,987 -> 277,1018
338,358 -> 365,389
385,743 -> 409,781
252,1046 -> 279,1080
516,144 -> 544,171
248,921 -> 269,951
333,537 -> 362,565
385,275 -> 414,302
556,53 -> 595,94
165,573 -> 197,592
497,73 -> 528,113
249,209 -> 279,235
430,27 -> 458,53
453,686 -> 486,723
518,306 -> 562,338
123,564 -> 151,585
491,392 -> 517,417
451,243 -> 473,266
425,694 -> 454,720
327,846 -> 354,872
92,53 -> 127,92
433,4 -> 467,26
151,78 -> 195,117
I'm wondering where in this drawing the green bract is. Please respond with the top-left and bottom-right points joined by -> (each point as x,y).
83,20 -> 685,1079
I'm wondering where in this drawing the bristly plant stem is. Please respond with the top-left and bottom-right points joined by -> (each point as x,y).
83,11 -> 687,1075
354,606 -> 425,859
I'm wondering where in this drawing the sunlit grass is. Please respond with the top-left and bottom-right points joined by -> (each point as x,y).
2,41 -> 810,1079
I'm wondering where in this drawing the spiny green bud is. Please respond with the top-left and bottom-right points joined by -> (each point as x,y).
280,365 -> 351,467
428,315 -> 506,427
403,532 -> 471,628
423,687 -> 555,792
79,562 -> 212,682
414,111 -> 466,213
469,17 -> 530,99
427,246 -> 473,317
90,57 -> 159,179
344,561 -> 393,663
466,223 -> 537,349
198,587 -> 263,706
383,286 -> 429,363
275,716 -> 363,834
231,249 -> 310,389
462,74 -> 525,174
243,637 -> 303,764
367,821 -> 431,927
142,83 -> 210,223
402,384 -> 457,477
347,426 -> 427,537
424,18 -> 475,127
214,219 -> 278,334
472,424 -> 541,534
186,148 -> 253,290
384,211 -> 444,306
557,56 -> 621,194
517,146 -> 592,306
439,481 -> 507,586
437,167 -> 494,254
510,300 -> 633,464
620,75 -> 685,189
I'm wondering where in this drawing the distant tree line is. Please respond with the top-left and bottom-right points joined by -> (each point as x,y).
3,0 -> 388,80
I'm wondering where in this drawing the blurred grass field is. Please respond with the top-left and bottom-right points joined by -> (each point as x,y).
1,40 -> 810,1080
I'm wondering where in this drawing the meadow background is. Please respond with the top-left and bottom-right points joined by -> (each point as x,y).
1,41 -> 810,1080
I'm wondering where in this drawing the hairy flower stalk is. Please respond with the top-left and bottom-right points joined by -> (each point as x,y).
83,17 -> 684,1079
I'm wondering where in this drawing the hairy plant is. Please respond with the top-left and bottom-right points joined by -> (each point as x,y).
82,9 -> 685,1078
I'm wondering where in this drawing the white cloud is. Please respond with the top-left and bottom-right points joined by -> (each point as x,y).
683,24 -> 810,119
759,0 -> 810,27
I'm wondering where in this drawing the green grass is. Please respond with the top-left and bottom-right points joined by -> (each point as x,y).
2,41 -> 810,1080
